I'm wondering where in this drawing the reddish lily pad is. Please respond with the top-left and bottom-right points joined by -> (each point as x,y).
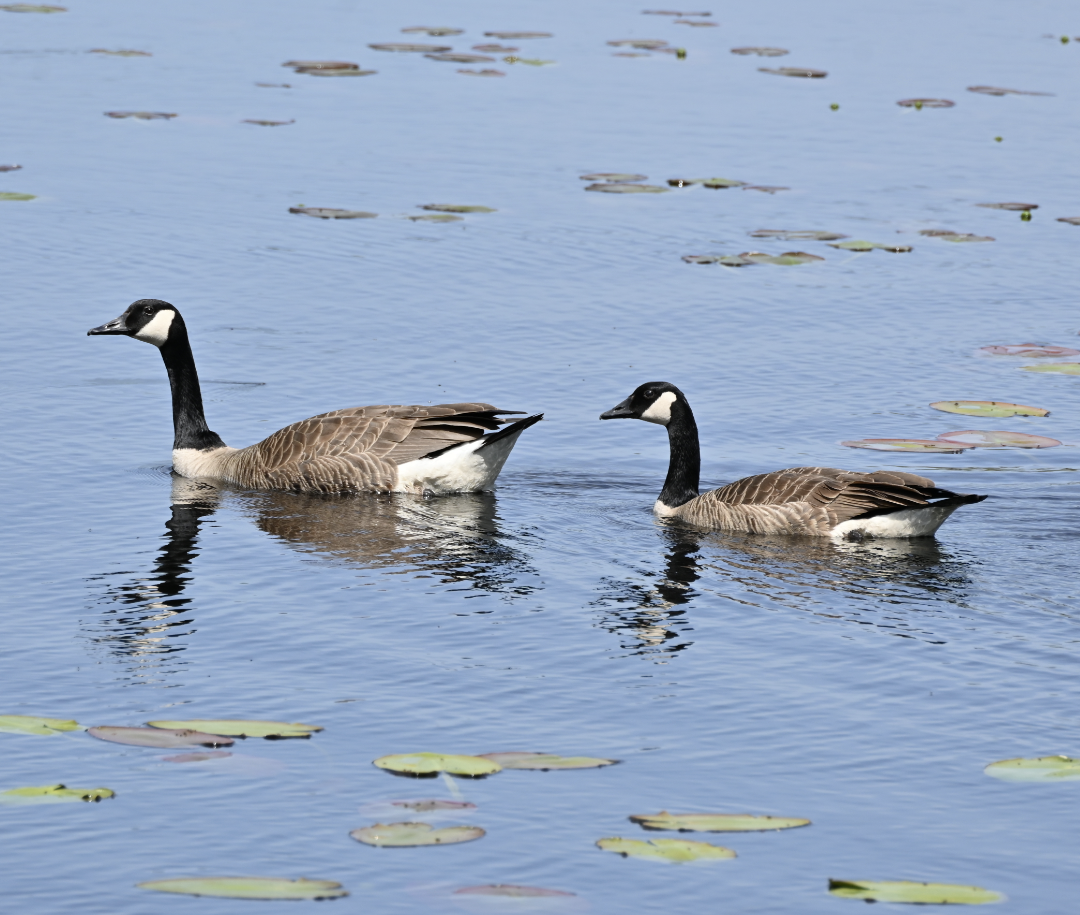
897,98 -> 954,108
761,67 -> 827,78
930,401 -> 1049,417
630,812 -> 810,832
89,725 -> 234,748
483,31 -> 552,39
243,119 -> 294,126
290,207 -> 377,219
139,877 -> 347,900
0,164 -> 22,171
0,3 -> 67,11
936,430 -> 1061,449
979,344 -> 1080,357
420,204 -> 495,213
105,111 -> 176,120
675,19 -> 716,25
731,47 -> 788,56
841,439 -> 972,453
1022,363 -> 1080,375
426,52 -> 496,63
967,85 -> 1052,96
402,26 -> 463,36
163,751 -> 233,763
350,822 -> 485,846
608,39 -> 669,49
977,202 -> 1037,211
580,173 -> 647,183
1058,217 -> 1080,226
477,752 -> 619,770
750,229 -> 847,241
283,59 -> 358,70
90,49 -> 151,57
369,43 -> 452,53
455,885 -> 575,897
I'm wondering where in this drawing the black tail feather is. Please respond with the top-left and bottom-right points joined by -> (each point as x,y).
420,413 -> 542,460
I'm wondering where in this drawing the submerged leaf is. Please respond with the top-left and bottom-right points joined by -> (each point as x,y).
147,719 -> 322,738
290,207 -> 377,219
455,885 -> 575,897
580,173 -> 647,183
750,229 -> 846,240
392,799 -> 478,812
607,39 -> 669,49
967,85 -> 1052,96
731,46 -> 788,56
0,784 -> 114,805
841,439 -> 971,453
643,10 -> 712,15
0,3 -> 67,11
483,31 -> 552,39
630,812 -> 810,832
243,119 -> 294,126
163,751 -> 232,763
350,822 -> 485,846
402,26 -> 464,36
828,880 -> 1002,905
369,43 -> 452,53
0,715 -> 79,735
1022,362 -> 1080,375
828,239 -> 912,252
458,68 -> 505,77
585,183 -> 669,194
374,752 -> 502,777
930,401 -> 1049,417
919,229 -> 994,242
979,344 -> 1080,357
478,752 -> 619,770
597,837 -> 735,862
283,59 -> 359,70
760,67 -> 827,78
505,57 -> 555,66
105,111 -> 176,119
976,202 -> 1037,211
984,755 -> 1080,782
743,185 -> 789,193
936,430 -> 1061,449
90,725 -> 234,748
426,52 -> 496,63
90,48 -> 151,57
473,44 -> 518,53
675,19 -> 716,25
420,204 -> 496,213
897,98 -> 955,108
408,213 -> 464,221
139,877 -> 347,900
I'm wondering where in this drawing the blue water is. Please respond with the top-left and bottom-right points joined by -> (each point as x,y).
2,0 -> 1078,912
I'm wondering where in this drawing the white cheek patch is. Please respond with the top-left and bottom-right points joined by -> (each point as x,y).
134,309 -> 176,346
640,391 -> 676,425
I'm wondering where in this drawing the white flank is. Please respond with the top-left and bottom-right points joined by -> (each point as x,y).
652,498 -> 680,517
641,391 -> 676,425
172,446 -> 236,479
395,429 -> 525,494
135,309 -> 176,346
831,502 -> 964,540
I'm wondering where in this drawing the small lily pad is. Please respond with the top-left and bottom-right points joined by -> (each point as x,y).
0,784 -> 114,805
643,10 -> 712,15
504,57 -> 555,66
760,67 -> 827,78
455,886 -> 575,897
984,755 -> 1080,782
283,59 -> 359,70
148,719 -> 323,738
350,822 -> 485,846
919,229 -> 995,242
1022,362 -> 1080,375
828,879 -> 1003,905
580,173 -> 647,183
256,82 -> 291,88
0,3 -> 67,11
105,111 -> 176,120
290,207 -> 377,219
478,752 -> 619,770
402,26 -> 464,36
408,213 -> 464,221
0,164 -> 22,171
305,68 -> 376,77
138,877 -> 347,900
979,344 -> 1080,357
426,52 -> 496,63
743,185 -> 789,193
630,812 -> 810,832
89,725 -> 234,748
243,119 -> 294,126
374,752 -> 502,778
682,254 -> 756,266
1057,216 -> 1080,225
701,177 -> 746,188
420,204 -> 495,213
473,44 -> 518,52
597,837 -> 736,863
841,439 -> 972,453
0,715 -> 79,735
930,401 -> 1049,417
741,250 -> 824,265
483,31 -> 552,39
750,229 -> 846,241
936,430 -> 1061,449
163,750 -> 232,763
967,85 -> 1052,96
608,39 -> 669,49
585,183 -> 669,193
675,19 -> 716,26
976,202 -> 1037,211
828,239 -> 912,252
459,68 -> 505,77
731,46 -> 788,56
369,43 -> 452,53
393,799 -> 478,812
897,98 -> 955,108
90,48 -> 151,56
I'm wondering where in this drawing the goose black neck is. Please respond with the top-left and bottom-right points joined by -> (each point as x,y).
158,319 -> 224,451
659,399 -> 700,508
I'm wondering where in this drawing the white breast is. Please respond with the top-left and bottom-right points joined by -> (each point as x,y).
172,446 -> 237,480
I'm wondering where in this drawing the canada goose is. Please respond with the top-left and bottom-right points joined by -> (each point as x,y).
600,382 -> 986,539
88,299 -> 541,493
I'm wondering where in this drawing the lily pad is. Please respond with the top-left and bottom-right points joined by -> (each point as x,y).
828,239 -> 912,252
256,82 -> 291,88
976,202 -> 1037,211
936,430 -> 1061,449
350,822 -> 485,846
597,837 -> 736,863
473,44 -> 518,53
828,880 -> 1003,905
0,714 -> 80,735
426,52 -> 496,63
290,207 -> 377,219
0,784 -> 114,805
750,229 -> 846,241
585,183 -> 669,194
283,59 -> 359,70
455,886 -> 575,897
919,229 -> 995,242
90,49 -> 151,56
675,19 -> 716,25
89,725 -> 234,748
984,755 -> 1080,782
138,877 -> 347,900
897,98 -> 955,108
505,57 -> 555,66
305,68 -> 376,77
731,46 -> 788,56
1058,216 -> 1080,225
420,204 -> 496,213
743,185 -> 789,193
580,173 -> 647,183
408,213 -> 464,221
477,752 -> 619,770
374,752 -> 502,777
163,750 -> 232,763
967,85 -> 1052,96
630,812 -> 810,832
458,68 -> 506,77
930,400 -> 1049,417
741,250 -> 824,265
643,10 -> 712,15
1022,362 -> 1080,375
0,164 -> 22,171
841,439 -> 972,453
147,719 -> 323,738
402,26 -> 463,36
0,3 -> 66,10
979,344 -> 1080,357
702,178 -> 747,188
105,111 -> 176,120
682,254 -> 757,266
369,43 -> 452,53
243,119 -> 294,126
760,67 -> 827,78
483,31 -> 552,39
608,39 -> 669,49
391,799 -> 477,812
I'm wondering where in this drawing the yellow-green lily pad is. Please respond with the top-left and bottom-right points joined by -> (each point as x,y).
984,755 -> 1080,782
750,229 -> 847,240
828,879 -> 1003,904
930,400 -> 1049,417
0,192 -> 36,201
374,752 -> 502,778
505,57 -> 555,66
0,784 -> 114,805
828,239 -> 912,252
630,812 -> 810,832
586,183 -> 669,194
420,204 -> 496,213
741,250 -> 824,265
597,837 -> 735,862
478,751 -> 619,770
0,715 -> 80,735
350,822 -> 485,846
147,719 -> 322,739
1022,362 -> 1080,375
290,207 -> 376,219
138,877 -> 347,900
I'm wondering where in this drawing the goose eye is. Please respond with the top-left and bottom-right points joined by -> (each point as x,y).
144,307 -> 154,316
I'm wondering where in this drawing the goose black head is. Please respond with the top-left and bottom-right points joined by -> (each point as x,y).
600,381 -> 686,426
88,299 -> 181,347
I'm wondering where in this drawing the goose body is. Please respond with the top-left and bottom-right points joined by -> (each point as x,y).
601,382 -> 986,539
89,299 -> 540,494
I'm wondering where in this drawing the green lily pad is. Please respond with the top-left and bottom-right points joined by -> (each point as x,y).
702,177 -> 746,188
930,400 -> 1049,417
426,52 -> 496,63
0,3 -> 66,11
597,837 -> 736,862
350,821 -> 485,846
90,725 -> 234,748
105,111 -> 176,120
731,46 -> 788,56
458,68 -> 505,77
585,183 -> 669,194
741,250 -> 824,265
374,752 -> 502,777
828,239 -> 912,252
919,229 -> 995,242
504,57 -> 555,66
828,880 -> 1003,905
484,31 -> 552,39
608,39 -> 669,49
408,213 -> 464,221
138,877 -> 347,900
630,812 -> 810,832
289,207 -> 377,219
90,48 -> 151,56
477,752 -> 619,770
968,85 -> 1052,96
897,98 -> 955,108
369,43 -> 452,53
750,229 -> 847,241
147,719 -> 322,738
938,430 -> 1061,449
0,714 -> 80,735
1058,217 -> 1080,225
760,67 -> 827,78
243,119 -> 294,126
420,204 -> 496,213
580,173 -> 647,183
841,439 -> 971,453
455,885 -> 575,897
1022,363 -> 1080,375
980,344 -> 1080,357
0,784 -> 114,805
977,202 -> 1037,211
402,26 -> 463,36
984,755 -> 1080,782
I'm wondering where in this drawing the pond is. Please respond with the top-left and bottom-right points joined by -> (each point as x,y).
1,0 -> 1078,912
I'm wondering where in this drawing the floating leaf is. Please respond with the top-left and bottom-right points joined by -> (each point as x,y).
665,177 -> 743,188
930,401 -> 1049,417
105,111 -> 176,120
977,202 -> 1037,211
630,812 -> 810,832
0,784 -> 114,805
585,183 -> 669,194
147,719 -> 323,738
350,822 -> 485,846
828,239 -> 912,252
919,229 -> 994,242
483,31 -> 552,39
682,254 -> 756,266
289,207 -> 377,219
420,204 -> 496,213
375,752 -> 502,777
841,439 -> 972,453
455,886 -> 575,897
580,173 -> 647,183
741,250 -> 824,265
614,52 -> 651,57
369,42 -> 452,53
402,26 -> 464,36
89,725 -> 234,748
0,164 -> 22,171
643,10 -> 712,15
967,85 -> 1052,96
608,39 -> 669,49
304,68 -> 376,77
828,880 -> 1002,905
897,98 -> 955,108
936,430 -> 1061,449
597,837 -> 735,862
1022,362 -> 1080,375
283,59 -> 358,69
984,755 -> 1080,782
743,185 -> 789,193
393,799 -> 477,812
139,877 -> 347,900
473,44 -> 518,53
760,67 -> 827,78
505,57 -> 555,66
243,119 -> 294,126
979,344 -> 1080,357
478,752 -> 619,770
163,751 -> 232,763
90,48 -> 151,57
750,229 -> 846,241
675,19 -> 715,25
0,3 -> 67,11
408,213 -> 464,221
458,68 -> 506,77
426,52 -> 496,63
0,715 -> 79,735
731,46 -> 788,56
